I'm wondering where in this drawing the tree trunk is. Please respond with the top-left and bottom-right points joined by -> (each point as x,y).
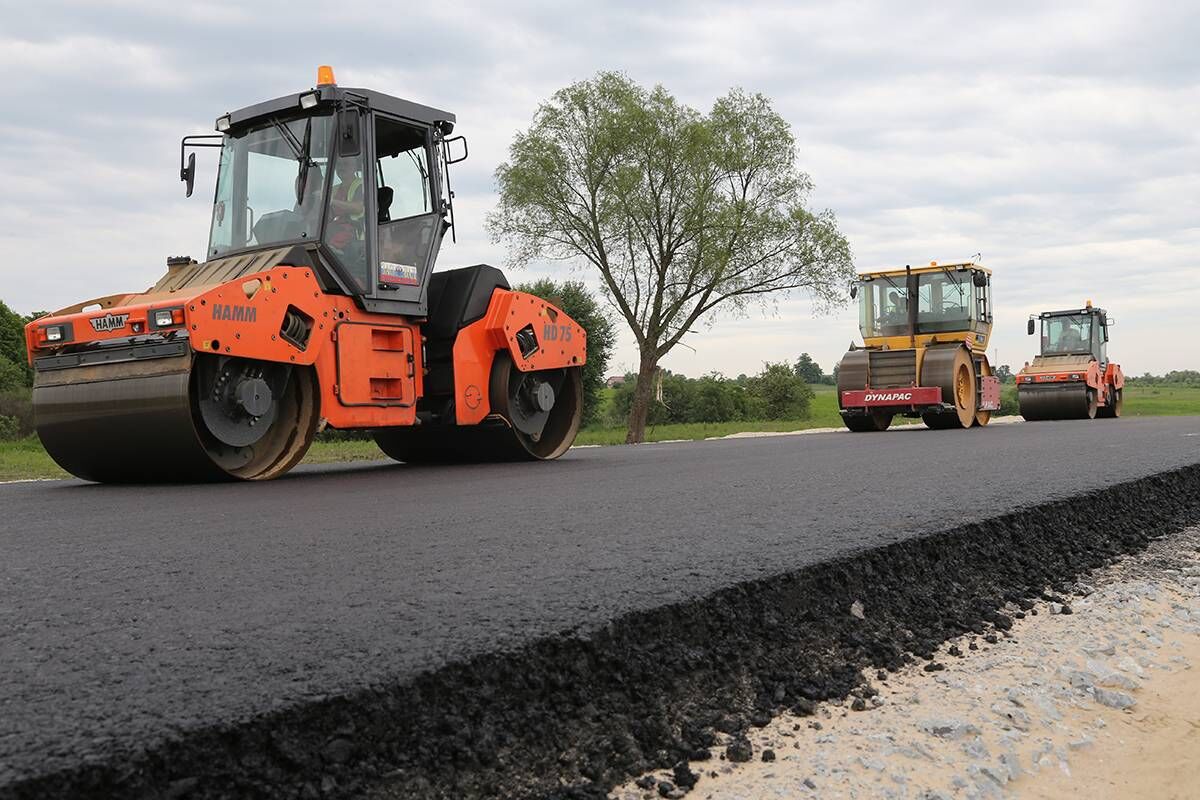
625,348 -> 659,444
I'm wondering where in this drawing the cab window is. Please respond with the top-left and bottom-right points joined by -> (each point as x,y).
374,117 -> 438,289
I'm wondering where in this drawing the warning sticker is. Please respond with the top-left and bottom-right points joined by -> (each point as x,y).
380,262 -> 418,285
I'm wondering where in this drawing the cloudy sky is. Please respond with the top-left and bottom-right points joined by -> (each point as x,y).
2,0 -> 1197,377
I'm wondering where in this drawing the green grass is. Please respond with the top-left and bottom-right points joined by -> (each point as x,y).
3,383 -> 1197,481
0,437 -> 68,481
305,438 -> 384,463
1122,385 -> 1200,416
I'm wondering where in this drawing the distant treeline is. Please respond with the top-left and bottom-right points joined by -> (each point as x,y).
1125,370 -> 1200,386
606,360 -> 820,426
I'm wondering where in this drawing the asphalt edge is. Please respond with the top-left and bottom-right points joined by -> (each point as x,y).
9,463 -> 1200,800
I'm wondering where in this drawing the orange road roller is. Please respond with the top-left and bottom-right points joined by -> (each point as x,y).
1017,302 -> 1123,420
24,67 -> 586,482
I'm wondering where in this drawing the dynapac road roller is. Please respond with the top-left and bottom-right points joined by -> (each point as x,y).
23,67 -> 586,482
837,261 -> 1000,431
1017,301 -> 1123,420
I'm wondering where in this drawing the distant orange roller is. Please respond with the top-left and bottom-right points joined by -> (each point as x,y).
1017,303 -> 1123,421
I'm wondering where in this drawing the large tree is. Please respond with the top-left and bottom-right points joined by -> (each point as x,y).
794,352 -> 824,385
490,72 -> 854,442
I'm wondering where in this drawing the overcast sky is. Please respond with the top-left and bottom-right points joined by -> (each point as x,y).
1,0 -> 1197,377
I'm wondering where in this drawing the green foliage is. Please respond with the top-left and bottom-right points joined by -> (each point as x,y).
0,415 -> 19,442
745,362 -> 813,419
794,352 -> 825,384
0,300 -> 32,391
998,385 -> 1020,416
491,73 -> 855,341
515,279 -> 616,427
0,390 -> 34,436
608,363 -> 811,425
994,364 -> 1015,384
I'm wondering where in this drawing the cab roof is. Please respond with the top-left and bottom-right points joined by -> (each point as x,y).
1039,305 -> 1106,318
857,261 -> 990,280
220,84 -> 456,135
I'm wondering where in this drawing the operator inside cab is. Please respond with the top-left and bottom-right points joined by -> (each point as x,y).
328,158 -> 366,262
884,290 -> 907,324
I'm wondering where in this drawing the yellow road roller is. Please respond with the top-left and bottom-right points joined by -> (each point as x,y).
837,261 -> 1000,431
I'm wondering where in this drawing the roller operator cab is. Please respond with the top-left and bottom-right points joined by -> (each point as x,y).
837,261 -> 1000,431
24,67 -> 587,483
1017,303 -> 1124,421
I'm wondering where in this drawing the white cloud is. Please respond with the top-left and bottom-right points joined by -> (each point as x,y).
0,0 -> 1196,377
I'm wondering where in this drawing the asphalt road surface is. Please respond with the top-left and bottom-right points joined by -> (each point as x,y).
3,416 -> 1199,787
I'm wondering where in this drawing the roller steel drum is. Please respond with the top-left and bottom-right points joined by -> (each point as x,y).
375,355 -> 582,463
1018,383 -> 1097,421
920,346 -> 977,429
34,353 -> 319,483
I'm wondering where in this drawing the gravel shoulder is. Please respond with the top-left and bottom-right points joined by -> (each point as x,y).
614,526 -> 1200,800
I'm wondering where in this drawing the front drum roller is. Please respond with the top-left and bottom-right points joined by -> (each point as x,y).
33,352 -> 319,483
375,353 -> 583,463
1019,383 -> 1097,421
920,346 -> 977,429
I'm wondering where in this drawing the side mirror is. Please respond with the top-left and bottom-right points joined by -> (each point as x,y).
849,284 -> 858,299
338,110 -> 361,157
1026,318 -> 1035,336
443,135 -> 469,164
972,271 -> 988,288
181,152 -> 196,198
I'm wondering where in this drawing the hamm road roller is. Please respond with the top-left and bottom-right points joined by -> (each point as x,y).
837,261 -> 1000,431
1017,302 -> 1123,420
23,67 -> 586,482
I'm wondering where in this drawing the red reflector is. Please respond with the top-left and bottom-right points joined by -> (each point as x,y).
172,309 -> 185,324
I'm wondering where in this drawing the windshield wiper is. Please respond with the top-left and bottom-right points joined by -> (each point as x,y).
878,274 -> 904,295
405,149 -> 430,211
295,118 -> 313,205
270,118 -> 304,161
939,265 -> 963,293
266,117 -> 315,204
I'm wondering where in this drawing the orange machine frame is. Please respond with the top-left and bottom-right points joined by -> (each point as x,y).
26,265 -> 588,431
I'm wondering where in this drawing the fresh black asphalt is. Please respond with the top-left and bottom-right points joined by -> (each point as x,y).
2,416 -> 1198,787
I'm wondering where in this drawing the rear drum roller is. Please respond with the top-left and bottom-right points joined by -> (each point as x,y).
841,411 -> 893,432
973,358 -> 993,427
920,346 -> 976,429
1097,387 -> 1123,419
376,353 -> 583,463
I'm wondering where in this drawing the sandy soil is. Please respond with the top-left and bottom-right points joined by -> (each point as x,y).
613,526 -> 1200,800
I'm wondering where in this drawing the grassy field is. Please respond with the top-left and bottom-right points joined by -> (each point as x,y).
1120,385 -> 1200,416
2,384 -> 1197,481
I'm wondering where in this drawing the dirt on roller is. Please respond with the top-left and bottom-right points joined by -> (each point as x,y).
1,417 -> 1199,798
